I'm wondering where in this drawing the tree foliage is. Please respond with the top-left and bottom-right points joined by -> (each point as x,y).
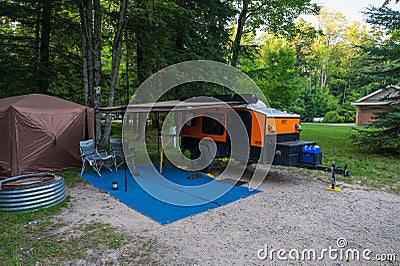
0,0 -> 82,99
0,0 -> 399,152
130,0 -> 235,92
230,0 -> 320,67
248,34 -> 302,109
323,111 -> 344,123
351,6 -> 400,153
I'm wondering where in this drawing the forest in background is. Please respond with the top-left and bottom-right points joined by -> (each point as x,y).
0,0 -> 399,151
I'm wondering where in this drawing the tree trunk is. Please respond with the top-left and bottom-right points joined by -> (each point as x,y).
78,1 -> 90,106
79,0 -> 100,143
35,4 -> 40,93
231,0 -> 249,67
133,112 -> 139,136
320,58 -> 328,90
80,0 -> 95,109
137,113 -> 147,143
125,28 -> 129,105
93,0 -> 102,143
38,0 -> 51,94
136,0 -> 153,84
135,0 -> 153,142
100,0 -> 128,146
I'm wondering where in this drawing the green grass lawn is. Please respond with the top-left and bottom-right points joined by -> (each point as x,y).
0,166 -> 158,265
0,203 -> 158,265
300,123 -> 400,194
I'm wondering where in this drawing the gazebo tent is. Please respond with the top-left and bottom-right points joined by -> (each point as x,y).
0,94 -> 94,177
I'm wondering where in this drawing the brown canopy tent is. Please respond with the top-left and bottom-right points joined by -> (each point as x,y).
0,94 -> 94,177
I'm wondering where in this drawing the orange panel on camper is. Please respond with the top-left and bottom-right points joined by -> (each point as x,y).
265,117 -> 300,135
233,109 -> 265,147
182,108 -> 268,147
181,108 -> 227,143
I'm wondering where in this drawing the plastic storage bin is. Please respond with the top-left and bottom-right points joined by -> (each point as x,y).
301,145 -> 322,165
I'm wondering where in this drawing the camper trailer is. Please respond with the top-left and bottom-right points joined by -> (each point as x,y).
102,94 -> 349,177
179,94 -> 343,174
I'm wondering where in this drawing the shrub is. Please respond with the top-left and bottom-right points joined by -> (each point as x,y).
351,102 -> 400,154
323,111 -> 345,123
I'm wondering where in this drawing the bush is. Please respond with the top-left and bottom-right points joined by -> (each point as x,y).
297,86 -> 338,122
351,102 -> 400,154
337,102 -> 356,122
323,111 -> 345,123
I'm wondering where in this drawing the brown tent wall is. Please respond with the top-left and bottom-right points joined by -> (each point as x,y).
0,106 -> 11,175
0,94 -> 94,177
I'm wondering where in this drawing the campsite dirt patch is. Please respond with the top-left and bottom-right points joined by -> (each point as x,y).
53,166 -> 400,265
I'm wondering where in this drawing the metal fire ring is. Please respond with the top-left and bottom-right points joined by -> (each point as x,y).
1,173 -> 56,190
0,173 -> 66,212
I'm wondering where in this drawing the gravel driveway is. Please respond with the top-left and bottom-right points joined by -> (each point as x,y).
55,165 -> 400,265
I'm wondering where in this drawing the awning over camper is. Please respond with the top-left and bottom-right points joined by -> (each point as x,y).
99,94 -> 299,118
99,100 -> 245,114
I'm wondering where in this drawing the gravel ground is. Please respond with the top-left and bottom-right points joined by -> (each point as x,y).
54,165 -> 400,265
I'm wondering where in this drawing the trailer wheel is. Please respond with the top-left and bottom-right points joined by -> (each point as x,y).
190,145 -> 214,172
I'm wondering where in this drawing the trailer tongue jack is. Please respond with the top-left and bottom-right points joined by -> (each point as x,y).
300,160 -> 350,192
312,161 -> 350,192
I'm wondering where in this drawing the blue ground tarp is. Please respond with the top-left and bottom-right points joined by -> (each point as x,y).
81,164 -> 260,225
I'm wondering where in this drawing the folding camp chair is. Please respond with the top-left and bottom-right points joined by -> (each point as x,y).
125,144 -> 137,175
79,139 -> 113,177
109,138 -> 137,173
110,138 -> 124,171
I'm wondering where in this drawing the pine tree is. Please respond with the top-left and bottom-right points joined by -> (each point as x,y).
351,6 -> 400,153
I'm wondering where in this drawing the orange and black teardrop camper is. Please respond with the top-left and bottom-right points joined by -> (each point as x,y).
180,95 -> 317,170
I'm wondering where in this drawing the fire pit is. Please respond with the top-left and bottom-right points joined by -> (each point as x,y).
0,173 -> 66,212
